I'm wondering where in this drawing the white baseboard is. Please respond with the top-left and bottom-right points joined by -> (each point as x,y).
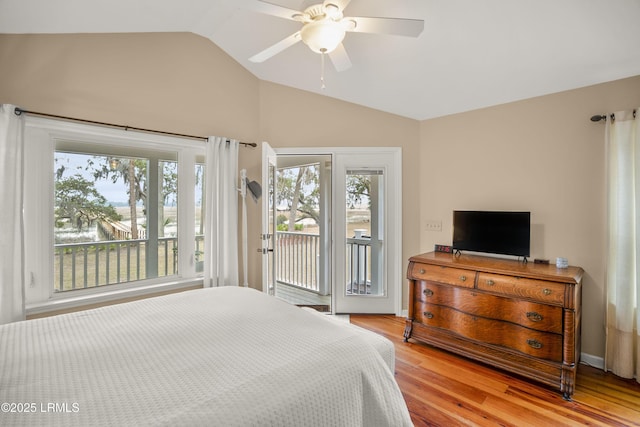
580,352 -> 604,370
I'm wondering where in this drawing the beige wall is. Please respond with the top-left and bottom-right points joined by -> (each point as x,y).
419,75 -> 640,358
0,33 -> 260,141
2,32 -> 639,360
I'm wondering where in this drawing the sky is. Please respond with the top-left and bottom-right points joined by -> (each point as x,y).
54,152 -> 202,206
55,152 -> 129,204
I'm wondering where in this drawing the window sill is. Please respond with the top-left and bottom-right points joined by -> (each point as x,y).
26,278 -> 204,319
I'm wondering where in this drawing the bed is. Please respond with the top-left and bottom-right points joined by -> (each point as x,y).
0,286 -> 412,426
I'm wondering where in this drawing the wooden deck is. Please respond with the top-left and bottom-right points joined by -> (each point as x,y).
275,281 -> 330,310
350,314 -> 640,427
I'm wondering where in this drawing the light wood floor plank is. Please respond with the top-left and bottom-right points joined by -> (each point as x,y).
350,314 -> 640,427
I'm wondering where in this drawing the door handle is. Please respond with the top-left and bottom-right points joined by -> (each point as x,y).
257,248 -> 274,254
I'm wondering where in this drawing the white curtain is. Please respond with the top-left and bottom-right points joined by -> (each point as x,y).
203,136 -> 239,287
605,108 -> 640,382
0,104 -> 25,324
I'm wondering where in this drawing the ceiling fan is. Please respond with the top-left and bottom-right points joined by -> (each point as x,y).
247,0 -> 424,74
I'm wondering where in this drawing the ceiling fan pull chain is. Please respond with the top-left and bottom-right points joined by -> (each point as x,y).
320,49 -> 326,89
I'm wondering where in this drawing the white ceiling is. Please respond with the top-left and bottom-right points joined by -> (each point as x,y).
1,0 -> 640,120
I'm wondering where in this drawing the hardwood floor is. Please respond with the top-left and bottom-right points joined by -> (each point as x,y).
350,314 -> 640,427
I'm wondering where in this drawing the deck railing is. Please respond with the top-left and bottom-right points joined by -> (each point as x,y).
276,231 -> 320,292
54,235 -> 204,292
55,230 -> 371,295
275,231 -> 372,295
346,236 -> 372,295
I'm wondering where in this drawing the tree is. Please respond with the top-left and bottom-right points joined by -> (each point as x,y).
157,161 -> 178,237
277,165 -> 320,230
346,174 -> 371,208
91,157 -> 147,239
88,157 -> 181,239
276,164 -> 372,230
55,174 -> 121,230
127,160 -> 139,238
288,167 -> 305,231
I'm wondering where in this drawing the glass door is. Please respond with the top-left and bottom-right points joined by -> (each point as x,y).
262,146 -> 402,314
333,149 -> 402,314
262,145 -> 332,310
344,169 -> 384,297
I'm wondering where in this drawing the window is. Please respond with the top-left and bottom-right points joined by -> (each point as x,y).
345,169 -> 384,296
53,152 -> 187,291
23,117 -> 205,309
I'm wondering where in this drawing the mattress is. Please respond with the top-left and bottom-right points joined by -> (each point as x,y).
0,287 -> 412,426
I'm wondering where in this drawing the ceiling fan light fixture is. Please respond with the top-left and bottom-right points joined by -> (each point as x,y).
342,18 -> 357,31
324,3 -> 341,19
291,12 -> 307,21
300,19 -> 346,54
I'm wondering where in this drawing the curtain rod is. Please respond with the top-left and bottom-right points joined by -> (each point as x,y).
13,107 -> 257,148
590,109 -> 636,123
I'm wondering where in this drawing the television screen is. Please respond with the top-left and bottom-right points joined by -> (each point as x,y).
452,211 -> 530,257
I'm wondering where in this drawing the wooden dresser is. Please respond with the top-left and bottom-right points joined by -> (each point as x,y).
404,251 -> 583,398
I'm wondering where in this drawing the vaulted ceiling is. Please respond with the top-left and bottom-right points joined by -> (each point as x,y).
2,0 -> 640,120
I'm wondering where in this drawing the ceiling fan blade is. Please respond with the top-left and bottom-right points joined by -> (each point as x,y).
324,0 -> 351,13
328,43 -> 352,72
249,32 -> 301,63
347,16 -> 424,37
247,0 -> 304,21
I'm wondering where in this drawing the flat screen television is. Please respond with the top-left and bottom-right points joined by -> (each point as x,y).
452,211 -> 531,258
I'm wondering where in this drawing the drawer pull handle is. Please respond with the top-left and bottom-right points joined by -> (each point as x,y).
460,275 -> 467,282
423,289 -> 433,297
423,311 -> 433,319
526,312 -> 543,322
419,268 -> 426,274
543,288 -> 552,296
487,279 -> 495,286
527,339 -> 543,349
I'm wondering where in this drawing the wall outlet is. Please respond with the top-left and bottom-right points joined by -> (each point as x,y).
425,220 -> 442,231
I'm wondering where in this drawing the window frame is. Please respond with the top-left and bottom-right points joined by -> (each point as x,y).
23,116 -> 205,314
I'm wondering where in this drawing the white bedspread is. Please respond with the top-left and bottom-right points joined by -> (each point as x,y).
0,287 -> 412,426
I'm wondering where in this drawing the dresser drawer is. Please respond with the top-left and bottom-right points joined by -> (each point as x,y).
416,303 -> 563,362
477,272 -> 566,305
410,263 -> 475,288
417,282 -> 563,334
405,252 -> 584,397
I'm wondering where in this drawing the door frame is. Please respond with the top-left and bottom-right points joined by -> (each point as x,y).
333,148 -> 403,315
261,142 -> 277,296
262,145 -> 403,316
